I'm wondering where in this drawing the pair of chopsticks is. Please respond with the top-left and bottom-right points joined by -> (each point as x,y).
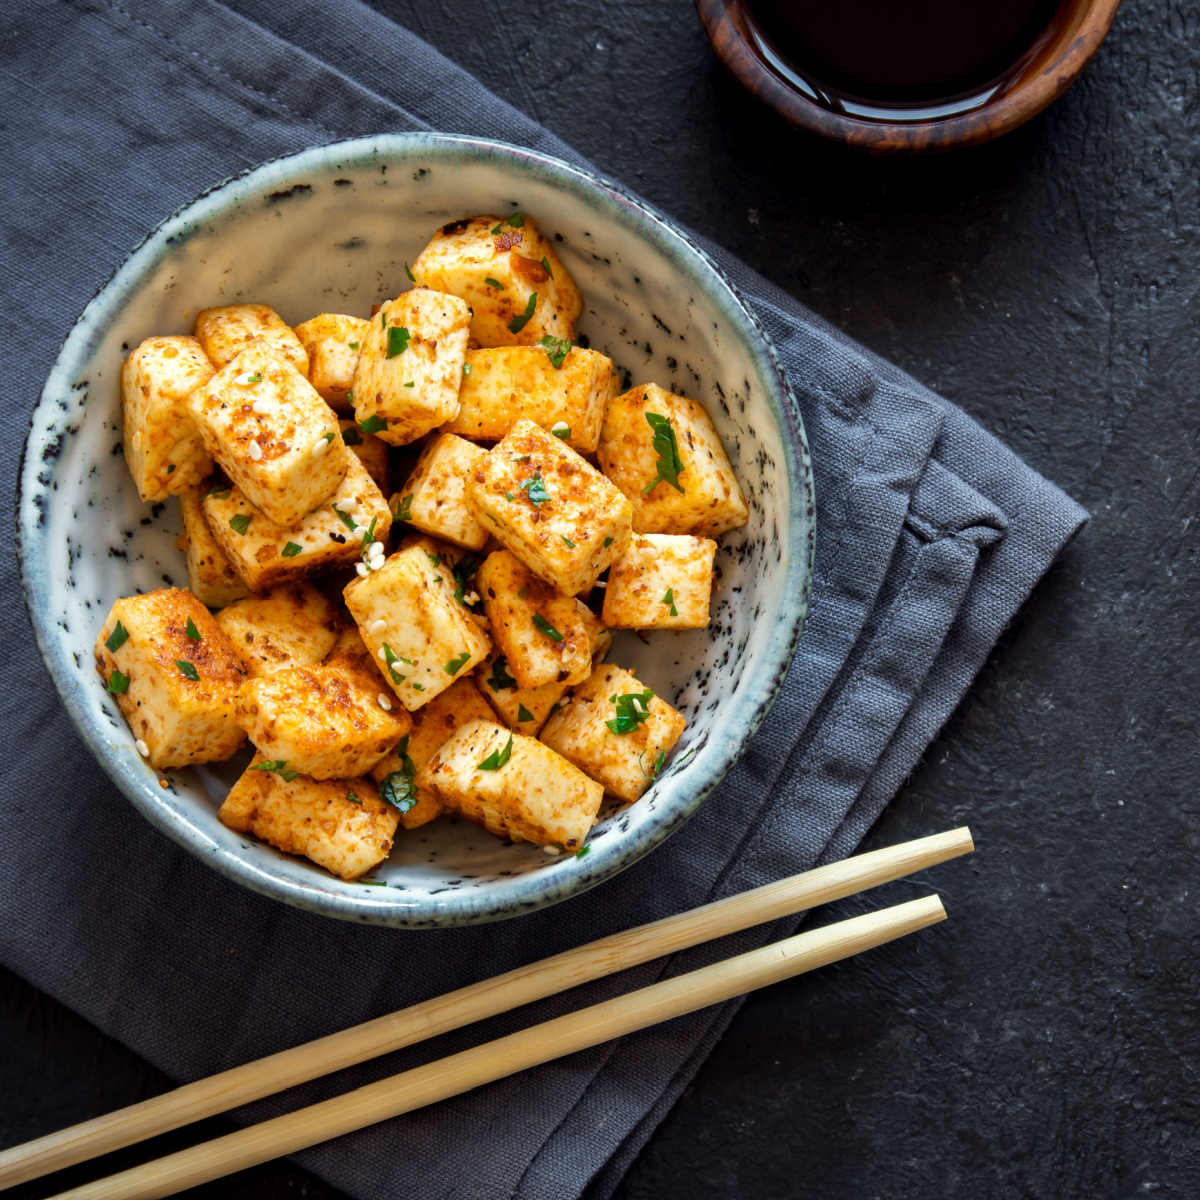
0,827 -> 972,1200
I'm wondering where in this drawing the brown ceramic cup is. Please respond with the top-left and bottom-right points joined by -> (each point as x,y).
695,0 -> 1122,153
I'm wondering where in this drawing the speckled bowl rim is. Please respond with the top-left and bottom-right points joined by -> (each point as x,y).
16,133 -> 814,927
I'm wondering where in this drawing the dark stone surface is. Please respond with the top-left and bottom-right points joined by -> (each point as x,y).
5,0 -> 1198,1196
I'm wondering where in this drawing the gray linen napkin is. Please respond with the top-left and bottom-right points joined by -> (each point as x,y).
0,2 -> 1087,1197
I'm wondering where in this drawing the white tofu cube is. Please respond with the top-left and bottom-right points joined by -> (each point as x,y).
187,343 -> 348,527
235,661 -> 411,780
446,345 -> 614,453
539,663 -> 687,803
601,534 -> 717,630
339,418 -> 389,491
94,588 -> 247,770
476,549 -> 592,689
598,383 -> 749,537
121,336 -> 215,502
344,544 -> 492,711
369,678 -> 495,829
294,313 -> 369,409
469,419 -> 632,595
194,304 -> 309,374
394,432 -> 489,552
215,581 -> 341,677
176,486 -> 248,608
418,719 -> 602,849
219,755 -> 398,881
350,287 -> 470,446
411,215 -> 582,349
201,454 -> 391,591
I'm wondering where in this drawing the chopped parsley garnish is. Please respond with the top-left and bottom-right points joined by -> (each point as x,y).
517,703 -> 535,723
381,644 -> 406,686
166,464 -> 176,474
662,588 -> 678,616
323,431 -> 335,444
185,617 -> 202,641
505,491 -> 514,502
604,537 -> 614,549
379,736 -> 418,812
606,689 -> 655,734
487,656 -> 518,692
508,292 -> 538,334
175,660 -> 200,682
333,506 -> 358,533
643,413 -> 685,494
463,363 -> 472,376
539,335 -> 571,369
360,879 -> 387,886
252,759 -> 299,782
404,262 -> 416,282
386,325 -> 411,358
348,342 -> 359,350
425,550 -> 442,568
532,614 -> 564,642
541,256 -> 553,278
485,276 -> 503,290
445,650 -> 472,675
640,748 -> 667,778
491,213 -> 524,233
282,542 -> 303,558
244,373 -> 262,384
106,669 -> 130,695
550,422 -> 571,439
522,473 -> 551,506
452,555 -> 480,605
229,513 -> 252,535
359,516 -> 378,559
342,426 -> 363,445
346,789 -> 363,806
359,415 -> 388,435
404,380 -> 414,388
576,844 -> 591,859
412,682 -> 425,692
394,493 -> 413,521
105,621 -> 129,654
477,732 -> 514,771
562,536 -> 575,548
346,389 -> 355,403
204,485 -> 231,500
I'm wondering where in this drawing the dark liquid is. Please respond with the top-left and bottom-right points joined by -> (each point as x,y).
744,0 -> 1066,113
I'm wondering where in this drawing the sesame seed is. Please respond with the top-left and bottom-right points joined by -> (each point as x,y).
377,693 -> 393,711
542,844 -> 562,856
252,399 -> 270,415
333,498 -> 355,512
135,739 -> 149,757
369,619 -> 386,635
377,647 -> 388,661
551,421 -> 570,435
248,439 -> 263,461
368,541 -> 385,557
233,371 -> 258,386
595,580 -> 607,588
464,591 -> 480,605
356,562 -> 369,577
311,436 -> 330,456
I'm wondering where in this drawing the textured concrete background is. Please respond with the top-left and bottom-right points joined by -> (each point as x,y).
4,0 -> 1198,1196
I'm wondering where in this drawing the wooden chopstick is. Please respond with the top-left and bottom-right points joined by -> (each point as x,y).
50,894 -> 947,1200
0,827 -> 972,1191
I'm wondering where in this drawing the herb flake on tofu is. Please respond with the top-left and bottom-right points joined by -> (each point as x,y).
229,513 -> 252,535
606,689 -> 655,735
380,735 -> 419,813
522,473 -> 551,506
252,759 -> 299,782
359,415 -> 388,435
532,614 -> 564,643
105,621 -> 129,654
477,733 -> 514,771
444,651 -> 472,675
539,335 -> 571,369
386,325 -> 411,358
282,542 -> 303,558
175,660 -> 201,682
508,292 -> 537,334
643,412 -> 686,494
487,656 -> 518,692
106,669 -> 130,695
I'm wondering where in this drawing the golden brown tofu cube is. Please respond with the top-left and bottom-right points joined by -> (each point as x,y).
469,419 -> 632,596
323,623 -> 385,678
294,313 -> 369,409
339,418 -> 389,491
601,534 -> 717,630
121,336 -> 215,502
186,343 -> 348,527
474,650 -> 568,736
194,304 -> 309,374
350,287 -> 470,446
418,719 -> 602,849
344,544 -> 492,711
215,582 -> 341,677
369,678 -> 495,829
94,588 -> 246,770
235,661 -> 410,780
477,550 -> 592,689
446,346 -> 614,452
176,486 -> 249,608
201,455 -> 391,591
394,432 -> 489,552
598,383 -> 749,537
411,215 -> 581,349
539,663 -> 686,803
219,755 -> 398,881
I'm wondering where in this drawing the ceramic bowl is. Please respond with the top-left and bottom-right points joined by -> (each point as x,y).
17,134 -> 813,927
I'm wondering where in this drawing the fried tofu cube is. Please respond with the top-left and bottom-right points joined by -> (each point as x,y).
578,602 -> 613,664
350,288 -> 470,446
598,383 -> 749,537
339,419 -> 389,491
219,755 -> 398,881
411,215 -> 581,349
215,582 -> 341,677
470,419 -> 632,596
235,661 -> 410,780
176,486 -> 248,608
446,346 -> 614,453
477,550 -> 592,689
539,663 -> 686,803
94,588 -> 246,770
602,534 -> 717,630
201,455 -> 391,590
294,313 -> 369,409
369,678 -> 495,829
475,650 -> 568,736
121,336 -> 215,502
195,304 -> 309,374
418,719 -> 602,849
187,343 -> 348,527
344,544 -> 492,711
394,433 -> 489,552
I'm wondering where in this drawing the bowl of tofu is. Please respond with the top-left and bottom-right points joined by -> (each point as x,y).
17,133 -> 815,926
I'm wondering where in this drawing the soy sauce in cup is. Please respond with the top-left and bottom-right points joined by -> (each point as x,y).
742,0 -> 1068,118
